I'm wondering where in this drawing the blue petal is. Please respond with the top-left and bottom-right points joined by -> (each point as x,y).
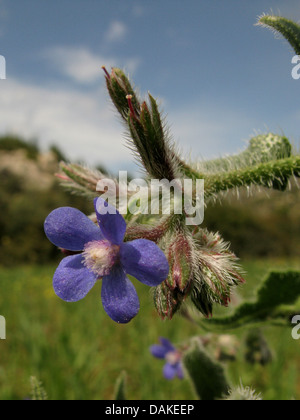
163,363 -> 177,380
120,239 -> 169,286
53,254 -> 97,302
101,266 -> 140,324
45,207 -> 103,251
159,337 -> 175,352
150,344 -> 169,359
176,363 -> 184,380
94,198 -> 126,245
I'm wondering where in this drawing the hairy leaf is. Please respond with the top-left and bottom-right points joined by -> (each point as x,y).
200,271 -> 300,330
257,15 -> 300,55
183,338 -> 230,400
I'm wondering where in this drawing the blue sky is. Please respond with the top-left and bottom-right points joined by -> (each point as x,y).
0,0 -> 299,174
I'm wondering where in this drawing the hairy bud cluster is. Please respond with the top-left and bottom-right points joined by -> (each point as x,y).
103,67 -> 179,181
154,227 -> 244,320
191,229 -> 244,317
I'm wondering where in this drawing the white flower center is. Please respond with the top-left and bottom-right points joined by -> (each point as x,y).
165,351 -> 181,366
83,240 -> 119,277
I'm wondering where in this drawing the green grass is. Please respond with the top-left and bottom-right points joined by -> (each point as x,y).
0,259 -> 299,400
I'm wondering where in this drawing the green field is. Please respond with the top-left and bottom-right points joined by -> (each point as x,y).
0,259 -> 300,400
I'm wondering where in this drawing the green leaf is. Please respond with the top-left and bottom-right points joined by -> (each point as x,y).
183,338 -> 230,400
257,15 -> 300,55
113,371 -> 127,401
200,271 -> 300,330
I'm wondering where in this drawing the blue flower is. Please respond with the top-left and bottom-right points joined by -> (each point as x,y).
150,337 -> 184,380
44,197 -> 169,324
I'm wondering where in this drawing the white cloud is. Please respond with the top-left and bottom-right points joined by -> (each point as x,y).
0,75 -> 272,179
42,46 -> 140,85
44,47 -> 108,84
0,77 -> 136,172
105,21 -> 128,43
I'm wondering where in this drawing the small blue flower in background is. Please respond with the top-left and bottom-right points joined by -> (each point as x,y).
44,197 -> 169,324
150,337 -> 184,380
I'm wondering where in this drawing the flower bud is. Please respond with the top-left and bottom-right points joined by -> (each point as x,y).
102,67 -> 140,120
127,95 -> 177,180
166,234 -> 193,293
103,67 -> 178,181
190,228 -> 245,316
154,281 -> 184,320
191,284 -> 213,318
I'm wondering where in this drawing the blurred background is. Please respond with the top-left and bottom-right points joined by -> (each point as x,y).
0,0 -> 299,400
